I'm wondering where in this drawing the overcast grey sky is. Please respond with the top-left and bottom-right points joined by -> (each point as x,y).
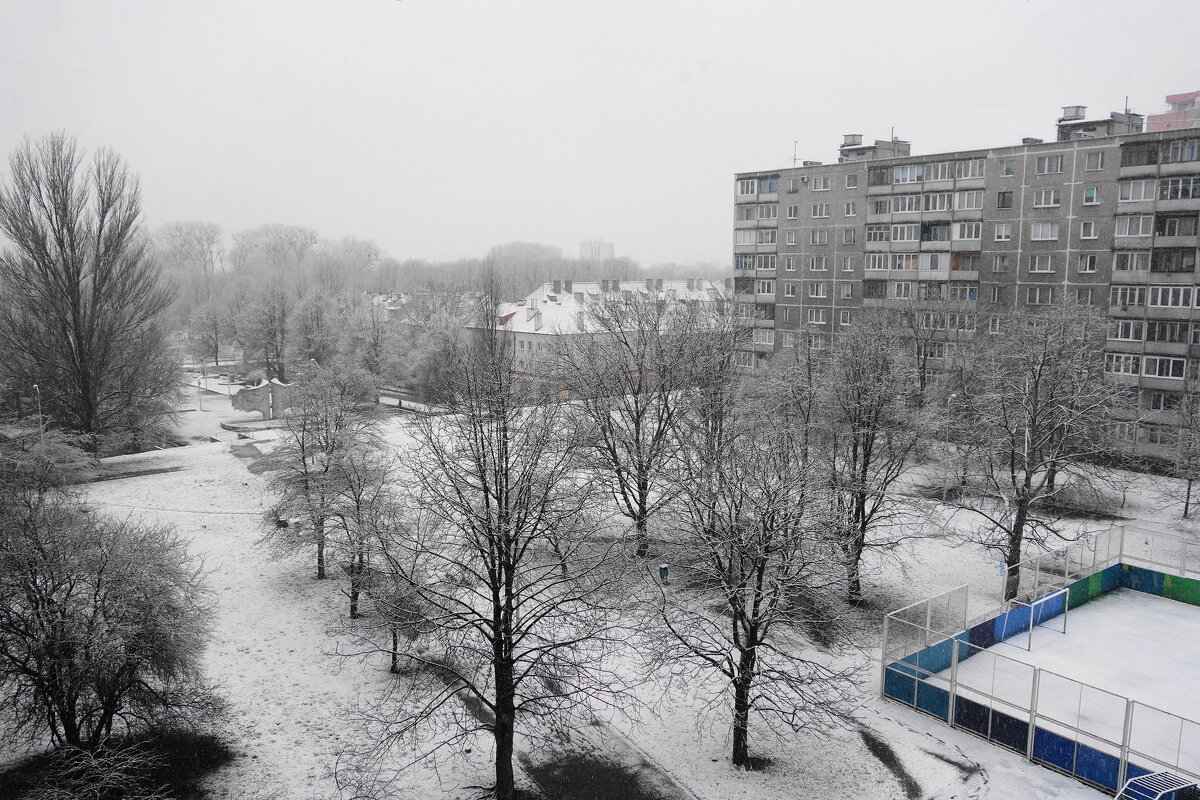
0,0 -> 1196,267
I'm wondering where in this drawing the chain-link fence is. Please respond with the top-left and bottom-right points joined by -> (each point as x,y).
882,526 -> 1200,793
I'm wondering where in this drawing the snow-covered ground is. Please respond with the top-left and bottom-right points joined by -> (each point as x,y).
16,384 -> 1191,798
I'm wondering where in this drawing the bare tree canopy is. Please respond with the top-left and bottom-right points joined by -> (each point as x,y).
0,132 -> 178,452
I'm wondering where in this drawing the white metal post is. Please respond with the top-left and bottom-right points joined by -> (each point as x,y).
948,637 -> 960,727
879,615 -> 891,697
1118,699 -> 1134,789
1027,668 -> 1041,762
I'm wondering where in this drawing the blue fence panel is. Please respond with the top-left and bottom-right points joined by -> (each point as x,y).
990,710 -> 1029,754
883,666 -> 916,705
916,681 -> 950,721
968,619 -> 995,650
1032,727 -> 1076,773
1074,744 -> 1121,791
995,604 -> 1032,644
1121,565 -> 1166,596
1100,563 -> 1122,593
955,696 -> 990,738
1033,590 -> 1066,625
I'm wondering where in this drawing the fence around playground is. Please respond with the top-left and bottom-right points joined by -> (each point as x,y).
881,526 -> 1200,794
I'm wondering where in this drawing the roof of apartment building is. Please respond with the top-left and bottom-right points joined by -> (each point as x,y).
495,279 -> 729,336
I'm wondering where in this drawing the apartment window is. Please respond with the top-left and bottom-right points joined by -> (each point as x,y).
752,329 -> 775,346
1119,180 -> 1156,201
1114,252 -> 1150,271
955,190 -> 983,210
1030,221 -> 1060,240
1163,138 -> 1200,164
1033,189 -> 1060,207
1115,215 -> 1153,236
736,179 -> 758,195
845,173 -> 859,189
783,256 -> 795,271
807,308 -> 827,325
1035,154 -> 1063,174
953,221 -> 981,240
812,175 -> 832,191
810,229 -> 830,244
786,204 -> 798,220
755,254 -> 776,270
1150,392 -> 1181,411
757,229 -> 777,244
864,280 -> 887,298
1078,254 -> 1098,273
994,222 -> 1012,241
1076,287 -> 1094,305
948,284 -> 977,301
892,254 -> 919,271
759,178 -> 779,193
892,195 -> 921,213
893,164 -> 922,183
1026,286 -> 1054,304
989,316 -> 1002,334
989,286 -> 1003,303
755,279 -> 775,294
866,254 -> 888,271
891,224 -> 919,242
871,199 -> 891,215
1158,215 -> 1199,237
812,203 -> 831,218
927,253 -> 942,270
947,313 -> 975,331
1152,250 -> 1197,273
1110,319 -> 1145,341
842,229 -> 856,244
1083,186 -> 1100,205
925,161 -> 952,181
997,191 -> 1014,209
868,167 -> 890,186
955,159 -> 984,179
735,254 -> 755,270
1145,356 -> 1187,378
920,312 -> 946,330
1110,286 -> 1146,307
784,281 -> 798,297
736,351 -> 754,367
840,256 -> 855,272
786,230 -> 797,245
1080,220 -> 1097,239
894,281 -> 912,299
1149,286 -> 1193,307
954,253 -> 981,273
924,192 -> 952,212
1000,158 -> 1017,177
840,309 -> 852,326
781,331 -> 796,348
840,283 -> 853,299
923,223 -> 951,242
809,256 -> 828,271
844,201 -> 857,217
1029,254 -> 1055,273
1085,151 -> 1104,171
1148,322 -> 1188,343
1105,353 -> 1141,375
735,230 -> 755,246
1159,177 -> 1200,200
808,282 -> 827,299
992,254 -> 1011,272
786,178 -> 800,193
758,204 -> 778,219
736,206 -> 757,221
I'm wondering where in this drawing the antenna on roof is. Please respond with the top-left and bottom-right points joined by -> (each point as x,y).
792,140 -> 798,168
1125,95 -> 1130,114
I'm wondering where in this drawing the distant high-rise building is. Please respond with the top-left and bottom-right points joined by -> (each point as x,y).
1147,91 -> 1200,132
579,240 -> 615,261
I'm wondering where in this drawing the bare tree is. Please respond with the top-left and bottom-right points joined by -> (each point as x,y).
944,299 -> 1135,600
0,446 -> 216,751
328,447 -> 394,619
0,133 -> 179,452
261,364 -> 379,580
819,314 -> 923,604
342,312 -> 629,800
558,291 -> 712,557
659,333 -> 858,767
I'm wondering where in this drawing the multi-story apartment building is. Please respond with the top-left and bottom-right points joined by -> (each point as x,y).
1147,90 -> 1200,133
734,108 -> 1200,454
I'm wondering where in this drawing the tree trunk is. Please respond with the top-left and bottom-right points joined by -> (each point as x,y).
349,547 -> 363,618
1003,502 -> 1029,601
493,692 -> 516,800
315,516 -> 326,580
845,528 -> 866,605
390,626 -> 399,674
635,514 -> 650,559
731,649 -> 756,767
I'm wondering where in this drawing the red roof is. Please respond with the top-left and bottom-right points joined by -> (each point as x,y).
1166,90 -> 1200,104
